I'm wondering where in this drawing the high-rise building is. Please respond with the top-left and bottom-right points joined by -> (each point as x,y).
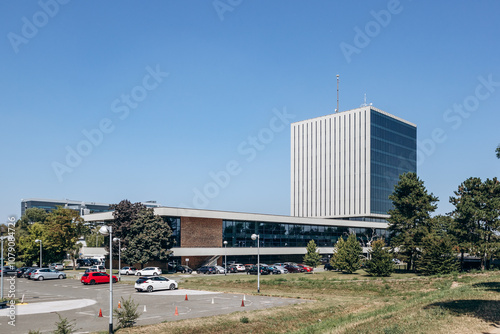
291,106 -> 416,220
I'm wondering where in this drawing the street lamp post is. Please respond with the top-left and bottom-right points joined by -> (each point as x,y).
99,225 -> 113,334
223,241 -> 228,276
251,234 -> 260,293
35,239 -> 42,267
1,236 -> 9,300
113,238 -> 121,282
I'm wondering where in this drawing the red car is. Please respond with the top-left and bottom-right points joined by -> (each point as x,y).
81,272 -> 117,285
297,264 -> 314,272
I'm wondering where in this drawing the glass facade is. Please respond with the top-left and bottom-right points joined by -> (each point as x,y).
161,216 -> 181,247
370,110 -> 417,214
223,220 -> 388,247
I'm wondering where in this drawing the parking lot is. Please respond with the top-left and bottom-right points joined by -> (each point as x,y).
0,273 -> 306,333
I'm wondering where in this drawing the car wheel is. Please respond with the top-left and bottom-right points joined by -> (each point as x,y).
136,272 -> 141,276
112,278 -> 117,283
125,272 -> 129,276
90,280 -> 96,285
38,276 -> 44,281
153,272 -> 158,276
169,283 -> 175,290
147,285 -> 153,292
58,275 -> 64,279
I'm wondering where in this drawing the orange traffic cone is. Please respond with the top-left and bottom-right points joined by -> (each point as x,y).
185,294 -> 188,301
118,301 -> 121,309
174,306 -> 179,316
241,299 -> 245,307
98,309 -> 103,317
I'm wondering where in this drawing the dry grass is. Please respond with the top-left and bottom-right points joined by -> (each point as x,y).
112,270 -> 500,334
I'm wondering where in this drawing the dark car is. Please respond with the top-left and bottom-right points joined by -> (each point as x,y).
197,266 -> 217,274
16,267 -> 31,278
23,267 -> 40,278
284,265 -> 302,273
227,265 -> 238,273
324,263 -> 334,271
76,259 -> 93,268
175,265 -> 192,274
0,266 -> 17,274
247,265 -> 271,275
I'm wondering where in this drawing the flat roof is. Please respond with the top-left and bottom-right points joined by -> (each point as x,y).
84,206 -> 388,229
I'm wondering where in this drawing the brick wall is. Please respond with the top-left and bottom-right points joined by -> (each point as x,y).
180,216 -> 223,247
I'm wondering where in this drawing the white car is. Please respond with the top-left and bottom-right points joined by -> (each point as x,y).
89,265 -> 106,272
214,266 -> 226,274
135,276 -> 178,292
233,264 -> 246,272
135,267 -> 162,276
119,267 -> 137,275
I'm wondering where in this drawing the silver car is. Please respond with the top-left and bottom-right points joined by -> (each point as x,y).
31,268 -> 66,281
49,263 -> 64,271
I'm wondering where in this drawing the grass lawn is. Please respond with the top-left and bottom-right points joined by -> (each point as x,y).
111,269 -> 500,334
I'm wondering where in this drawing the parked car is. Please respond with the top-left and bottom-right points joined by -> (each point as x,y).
284,265 -> 302,273
16,267 -> 31,278
81,272 -> 117,285
297,264 -> 314,272
135,276 -> 178,292
31,268 -> 66,281
233,264 -> 246,272
324,263 -> 334,271
214,266 -> 226,274
49,263 -> 64,271
227,265 -> 238,273
0,266 -> 17,274
76,259 -> 93,268
270,265 -> 288,274
24,267 -> 40,279
89,265 -> 106,272
247,265 -> 271,275
119,267 -> 137,275
135,267 -> 162,276
174,265 -> 192,274
197,266 -> 217,274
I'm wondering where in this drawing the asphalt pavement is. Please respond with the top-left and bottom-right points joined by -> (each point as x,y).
0,273 -> 306,333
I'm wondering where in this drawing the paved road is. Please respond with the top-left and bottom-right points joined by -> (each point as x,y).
0,274 -> 305,333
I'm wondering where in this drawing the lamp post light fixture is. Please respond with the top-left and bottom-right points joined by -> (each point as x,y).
99,225 -> 114,334
35,239 -> 42,267
113,237 -> 121,282
1,236 -> 9,300
251,233 -> 260,293
223,240 -> 228,276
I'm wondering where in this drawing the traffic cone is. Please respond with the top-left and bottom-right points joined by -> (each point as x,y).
174,306 -> 179,316
243,295 -> 246,301
98,309 -> 103,317
211,298 -> 214,304
185,294 -> 188,301
118,301 -> 121,309
241,299 -> 245,307
144,305 -> 147,312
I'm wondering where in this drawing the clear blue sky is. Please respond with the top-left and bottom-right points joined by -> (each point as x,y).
1,1 -> 499,222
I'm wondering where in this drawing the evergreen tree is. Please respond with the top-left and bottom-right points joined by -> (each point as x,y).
417,232 -> 458,275
496,145 -> 500,159
303,239 -> 321,269
388,172 -> 438,272
365,239 -> 394,277
330,234 -> 362,273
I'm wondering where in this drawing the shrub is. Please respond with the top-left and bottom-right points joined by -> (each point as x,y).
365,239 -> 395,277
114,296 -> 141,329
53,313 -> 76,334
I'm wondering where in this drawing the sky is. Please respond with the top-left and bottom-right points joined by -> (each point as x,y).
1,0 -> 499,222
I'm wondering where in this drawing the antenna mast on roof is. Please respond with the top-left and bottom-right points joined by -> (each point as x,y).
360,93 -> 373,107
336,74 -> 340,112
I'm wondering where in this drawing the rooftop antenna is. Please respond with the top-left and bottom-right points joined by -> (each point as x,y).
336,74 -> 340,112
360,93 -> 373,107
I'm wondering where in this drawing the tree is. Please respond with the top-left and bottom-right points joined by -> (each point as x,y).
365,239 -> 394,277
417,232 -> 458,275
114,296 -> 141,329
496,145 -> 500,159
330,234 -> 362,274
108,200 -> 146,258
450,177 -> 500,270
388,172 -> 438,272
303,239 -> 321,269
18,223 -> 46,266
17,208 -> 48,230
67,242 -> 83,270
42,208 -> 87,264
120,207 -> 174,268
